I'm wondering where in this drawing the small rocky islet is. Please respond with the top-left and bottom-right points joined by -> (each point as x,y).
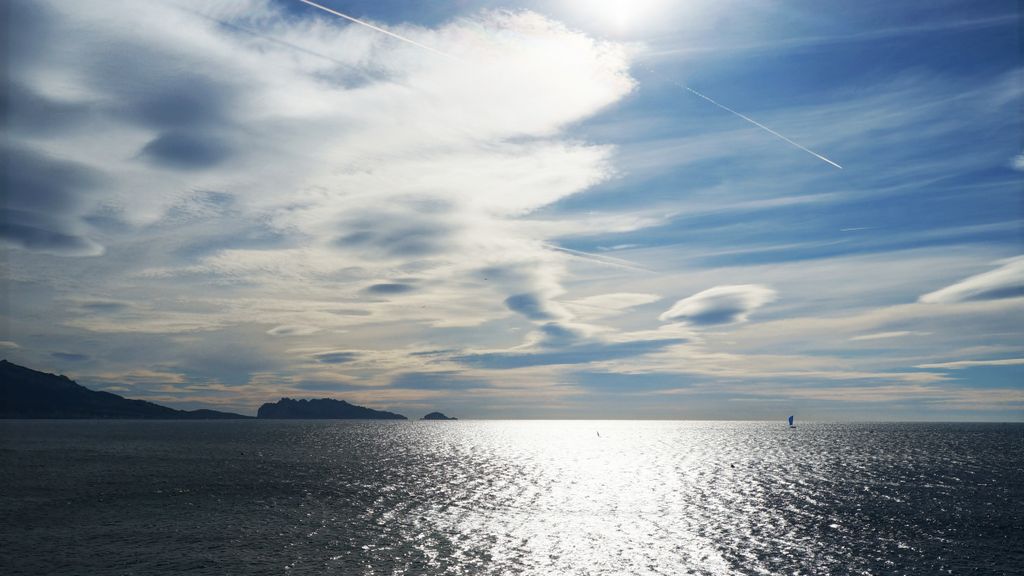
421,411 -> 457,420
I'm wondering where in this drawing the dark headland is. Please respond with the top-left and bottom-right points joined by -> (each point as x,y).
257,397 -> 407,420
0,360 -> 415,420
421,412 -> 457,420
0,359 -> 249,419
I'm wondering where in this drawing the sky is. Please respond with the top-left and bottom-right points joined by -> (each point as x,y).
2,0 -> 1022,420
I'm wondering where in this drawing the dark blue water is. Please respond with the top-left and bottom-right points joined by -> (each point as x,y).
1,421 -> 1021,575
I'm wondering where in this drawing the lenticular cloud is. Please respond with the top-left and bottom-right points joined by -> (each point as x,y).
660,284 -> 777,326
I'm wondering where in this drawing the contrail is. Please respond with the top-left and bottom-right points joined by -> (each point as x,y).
545,244 -> 653,273
295,0 -> 841,170
185,7 -> 349,66
295,0 -> 452,58
682,85 -> 843,169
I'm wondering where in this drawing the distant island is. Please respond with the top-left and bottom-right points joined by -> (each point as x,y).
0,360 -> 430,420
257,397 -> 407,420
421,412 -> 457,420
0,360 -> 249,419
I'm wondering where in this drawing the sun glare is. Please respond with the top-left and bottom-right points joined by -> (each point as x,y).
579,0 -> 668,33
591,0 -> 633,29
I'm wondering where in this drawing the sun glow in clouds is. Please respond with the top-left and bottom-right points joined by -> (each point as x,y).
576,0 -> 670,33
4,0 -> 1021,420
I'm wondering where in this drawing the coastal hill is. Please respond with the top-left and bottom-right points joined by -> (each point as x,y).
2,360 -> 417,420
0,360 -> 249,419
421,412 -> 457,420
257,397 -> 407,419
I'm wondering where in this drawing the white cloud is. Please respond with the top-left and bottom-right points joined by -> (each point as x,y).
602,345 -> 951,384
659,284 -> 777,326
5,0 -> 1020,418
93,369 -> 188,385
565,292 -> 661,319
745,383 -> 1024,409
8,0 -> 636,338
915,358 -> 1024,369
849,331 -> 927,341
919,256 -> 1024,303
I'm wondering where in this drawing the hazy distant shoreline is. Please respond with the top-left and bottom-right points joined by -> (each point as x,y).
0,360 -> 450,421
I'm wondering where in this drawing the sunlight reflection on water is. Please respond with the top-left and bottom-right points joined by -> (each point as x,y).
1,420 -> 1021,575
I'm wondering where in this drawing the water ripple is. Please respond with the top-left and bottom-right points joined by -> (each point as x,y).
1,421 -> 1021,575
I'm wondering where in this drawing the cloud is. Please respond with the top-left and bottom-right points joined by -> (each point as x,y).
266,325 -> 321,336
51,352 -> 89,362
94,369 -> 188,385
139,131 -> 233,170
505,293 -> 564,321
0,221 -> 104,256
2,1 -> 640,378
7,0 -> 1016,418
915,358 -> 1024,369
1,144 -> 105,256
0,341 -> 21,349
332,206 -> 455,258
291,380 -> 356,392
365,283 -> 417,295
607,344 -> 951,384
389,371 -> 488,390
122,72 -> 235,130
77,301 -> 131,313
919,256 -> 1024,303
4,81 -> 93,136
1012,154 -> 1024,171
849,331 -> 927,341
455,320 -> 685,369
312,351 -> 360,364
329,309 -> 372,317
565,292 -> 661,319
659,285 -> 777,326
745,383 -> 1023,407
456,336 -> 685,369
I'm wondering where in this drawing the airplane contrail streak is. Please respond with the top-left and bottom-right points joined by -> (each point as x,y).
295,0 -> 841,171
295,0 -> 452,58
682,85 -> 843,169
545,244 -> 653,273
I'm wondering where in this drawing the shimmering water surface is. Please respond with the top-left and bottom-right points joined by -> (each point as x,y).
1,421 -> 1021,575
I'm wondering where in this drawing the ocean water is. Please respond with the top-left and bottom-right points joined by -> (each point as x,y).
1,421 -> 1021,575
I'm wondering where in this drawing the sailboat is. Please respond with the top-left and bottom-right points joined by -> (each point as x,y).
788,415 -> 796,428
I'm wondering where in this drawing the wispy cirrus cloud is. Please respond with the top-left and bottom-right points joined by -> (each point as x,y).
565,292 -> 662,319
849,331 -> 929,341
739,383 -> 1024,410
3,0 -> 1021,419
915,358 -> 1024,369
919,256 -> 1024,303
51,352 -> 89,362
93,369 -> 189,385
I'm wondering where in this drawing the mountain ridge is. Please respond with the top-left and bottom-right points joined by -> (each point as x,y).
1,360 -> 412,420
0,359 -> 250,419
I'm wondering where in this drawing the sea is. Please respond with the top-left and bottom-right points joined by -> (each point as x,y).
1,421 -> 1021,575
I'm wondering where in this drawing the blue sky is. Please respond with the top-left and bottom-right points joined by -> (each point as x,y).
2,0 -> 1021,419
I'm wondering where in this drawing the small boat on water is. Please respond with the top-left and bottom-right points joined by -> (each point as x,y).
788,415 -> 796,428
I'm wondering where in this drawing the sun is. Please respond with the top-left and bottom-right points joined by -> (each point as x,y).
591,0 -> 634,30
580,0 -> 668,34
